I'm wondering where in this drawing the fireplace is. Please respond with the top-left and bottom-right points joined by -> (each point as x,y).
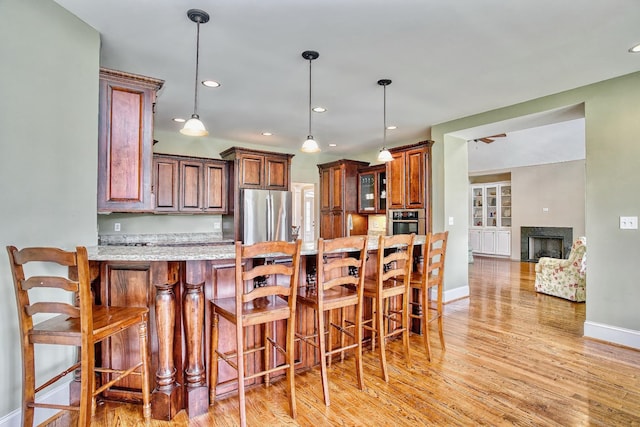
520,227 -> 572,262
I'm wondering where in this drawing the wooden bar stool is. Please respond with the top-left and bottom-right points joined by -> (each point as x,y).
7,246 -> 151,427
296,236 -> 368,406
410,231 -> 449,360
363,234 -> 415,382
209,240 -> 302,427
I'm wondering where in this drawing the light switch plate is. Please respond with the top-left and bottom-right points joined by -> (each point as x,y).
448,216 -> 454,225
620,216 -> 638,230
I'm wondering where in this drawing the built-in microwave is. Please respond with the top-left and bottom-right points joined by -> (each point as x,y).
388,209 -> 426,235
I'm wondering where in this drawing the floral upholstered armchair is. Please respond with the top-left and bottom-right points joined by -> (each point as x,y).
534,236 -> 586,302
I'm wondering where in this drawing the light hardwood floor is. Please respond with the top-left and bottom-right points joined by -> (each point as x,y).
46,257 -> 640,426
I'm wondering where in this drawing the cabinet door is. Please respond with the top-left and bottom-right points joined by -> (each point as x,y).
469,230 -> 482,253
98,72 -> 161,212
320,211 -> 333,239
331,211 -> 344,238
404,148 -> 425,208
179,160 -> 204,211
203,160 -> 228,213
239,154 -> 264,188
471,186 -> 484,227
153,156 -> 179,212
331,166 -> 344,210
358,172 -> 376,213
99,262 -> 155,397
496,230 -> 511,256
499,184 -> 512,228
481,230 -> 496,254
264,155 -> 288,190
377,170 -> 387,212
320,168 -> 331,210
388,152 -> 405,209
485,185 -> 498,227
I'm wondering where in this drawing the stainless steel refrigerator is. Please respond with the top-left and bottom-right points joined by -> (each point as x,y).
242,189 -> 292,245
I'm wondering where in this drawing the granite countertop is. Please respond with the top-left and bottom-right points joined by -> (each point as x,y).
88,234 -> 426,261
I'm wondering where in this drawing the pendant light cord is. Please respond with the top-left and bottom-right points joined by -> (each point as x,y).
383,83 -> 387,146
308,58 -> 312,136
193,19 -> 201,116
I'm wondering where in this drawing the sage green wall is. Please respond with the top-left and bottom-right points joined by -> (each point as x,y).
0,0 -> 100,419
432,71 -> 640,345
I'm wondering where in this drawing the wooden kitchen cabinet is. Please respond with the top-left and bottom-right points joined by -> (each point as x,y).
220,147 -> 294,190
220,147 -> 295,241
318,159 -> 369,239
98,68 -> 164,212
153,154 -> 228,214
153,155 -> 179,212
358,164 -> 387,214
387,141 -> 433,210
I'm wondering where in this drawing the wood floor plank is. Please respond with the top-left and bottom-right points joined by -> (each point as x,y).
44,257 -> 640,426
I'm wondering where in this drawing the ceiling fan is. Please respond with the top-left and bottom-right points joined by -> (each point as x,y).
473,133 -> 506,143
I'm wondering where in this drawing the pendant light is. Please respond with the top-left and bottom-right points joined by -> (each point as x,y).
377,79 -> 393,162
301,50 -> 320,153
180,9 -> 210,137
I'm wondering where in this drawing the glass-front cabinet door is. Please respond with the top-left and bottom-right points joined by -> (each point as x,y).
358,165 -> 386,214
500,185 -> 511,227
359,172 -> 376,212
377,170 -> 386,212
472,187 -> 484,227
485,185 -> 498,227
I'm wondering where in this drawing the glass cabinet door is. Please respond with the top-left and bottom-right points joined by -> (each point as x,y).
359,172 -> 376,212
472,187 -> 484,227
500,184 -> 511,227
377,171 -> 386,212
485,185 -> 498,227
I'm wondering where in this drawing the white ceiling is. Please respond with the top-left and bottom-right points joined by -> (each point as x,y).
54,0 -> 640,156
467,117 -> 586,174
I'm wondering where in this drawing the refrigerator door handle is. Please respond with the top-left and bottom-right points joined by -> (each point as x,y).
266,194 -> 272,241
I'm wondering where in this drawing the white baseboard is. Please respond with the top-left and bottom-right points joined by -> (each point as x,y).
584,321 -> 640,350
0,382 -> 69,427
441,285 -> 470,303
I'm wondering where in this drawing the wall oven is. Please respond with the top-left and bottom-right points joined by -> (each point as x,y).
388,209 -> 426,235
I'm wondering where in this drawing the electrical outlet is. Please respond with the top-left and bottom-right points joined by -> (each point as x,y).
448,216 -> 454,225
619,216 -> 638,230
114,222 -> 121,232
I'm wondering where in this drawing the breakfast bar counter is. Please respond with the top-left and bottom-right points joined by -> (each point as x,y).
86,234 -> 425,420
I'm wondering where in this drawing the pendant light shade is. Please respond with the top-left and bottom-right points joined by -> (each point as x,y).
376,79 -> 393,162
180,9 -> 209,137
301,51 -> 320,153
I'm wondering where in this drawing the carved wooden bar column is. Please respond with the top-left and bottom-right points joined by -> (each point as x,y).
151,261 -> 182,420
183,260 -> 208,417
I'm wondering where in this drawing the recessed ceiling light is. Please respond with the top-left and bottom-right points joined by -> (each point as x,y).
329,143 -> 337,147
629,43 -> 640,53
173,117 -> 186,123
386,125 -> 397,130
261,132 -> 273,136
312,107 -> 326,113
202,80 -> 221,87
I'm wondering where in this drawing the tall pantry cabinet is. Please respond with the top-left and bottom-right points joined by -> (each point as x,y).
318,159 -> 369,239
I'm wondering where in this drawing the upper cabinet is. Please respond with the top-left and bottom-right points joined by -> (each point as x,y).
97,68 -> 164,212
220,147 -> 294,191
387,141 -> 433,210
153,154 -> 228,214
358,164 -> 386,214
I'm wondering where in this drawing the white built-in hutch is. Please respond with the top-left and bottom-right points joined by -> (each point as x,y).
469,181 -> 511,256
